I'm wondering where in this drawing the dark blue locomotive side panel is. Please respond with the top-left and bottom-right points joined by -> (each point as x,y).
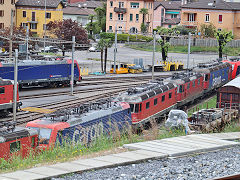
0,64 -> 79,83
209,66 -> 230,89
57,108 -> 132,145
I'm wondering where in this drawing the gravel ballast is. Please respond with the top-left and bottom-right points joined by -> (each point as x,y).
53,146 -> 240,180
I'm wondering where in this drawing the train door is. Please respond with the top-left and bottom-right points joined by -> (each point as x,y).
177,84 -> 185,101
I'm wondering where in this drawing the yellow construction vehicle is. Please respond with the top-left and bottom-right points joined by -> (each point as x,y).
154,61 -> 184,72
110,63 -> 143,74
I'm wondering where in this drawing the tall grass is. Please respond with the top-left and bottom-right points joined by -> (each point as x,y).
0,123 -> 185,173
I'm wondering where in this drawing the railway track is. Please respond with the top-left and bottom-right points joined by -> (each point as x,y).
3,82 -> 146,126
20,79 -> 150,100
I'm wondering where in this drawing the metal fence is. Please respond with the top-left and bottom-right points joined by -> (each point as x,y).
170,38 -> 240,47
127,38 -> 240,48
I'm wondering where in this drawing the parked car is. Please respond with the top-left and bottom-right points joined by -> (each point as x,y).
88,44 -> 100,52
41,46 -> 59,53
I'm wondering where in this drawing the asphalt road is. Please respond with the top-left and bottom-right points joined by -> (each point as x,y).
66,43 -> 219,73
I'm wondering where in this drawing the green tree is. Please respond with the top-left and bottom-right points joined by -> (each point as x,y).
96,38 -> 105,72
103,38 -> 113,73
140,8 -> 148,33
96,38 -> 113,73
215,30 -> 233,58
88,14 -> 95,37
200,23 -> 216,38
94,3 -> 106,32
157,27 -> 179,62
139,8 -> 148,24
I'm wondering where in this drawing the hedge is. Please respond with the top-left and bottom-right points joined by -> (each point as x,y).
100,32 -> 153,42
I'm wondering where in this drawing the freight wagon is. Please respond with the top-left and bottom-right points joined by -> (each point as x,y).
0,59 -> 81,88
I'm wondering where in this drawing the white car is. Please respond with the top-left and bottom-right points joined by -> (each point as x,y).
88,45 -> 100,52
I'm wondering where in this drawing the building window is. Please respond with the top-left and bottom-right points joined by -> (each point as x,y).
162,95 -> 165,102
131,2 -> 139,8
154,98 -> 158,105
11,0 -> 15,4
110,13 -> 112,20
205,14 -> 209,22
130,14 -> 133,21
219,15 -> 222,23
23,11 -> 26,17
171,14 -> 177,18
30,23 -> 37,30
32,12 -> 36,21
151,2 -> 152,9
188,13 -> 195,22
146,102 -> 150,109
110,1 -> 113,7
0,10 -> 4,17
0,23 -> 3,29
118,2 -> 124,8
136,14 -> 139,22
0,0 -> 4,4
109,26 -> 112,30
118,13 -> 123,21
46,12 -> 51,19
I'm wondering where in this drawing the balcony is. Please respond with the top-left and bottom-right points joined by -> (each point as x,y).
114,7 -> 127,14
181,20 -> 198,27
26,17 -> 38,23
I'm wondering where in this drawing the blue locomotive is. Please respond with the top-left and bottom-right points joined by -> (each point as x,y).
0,59 -> 81,88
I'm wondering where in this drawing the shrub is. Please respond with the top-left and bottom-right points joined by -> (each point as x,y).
99,32 -> 153,42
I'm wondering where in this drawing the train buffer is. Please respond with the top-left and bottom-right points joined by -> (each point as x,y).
21,107 -> 56,114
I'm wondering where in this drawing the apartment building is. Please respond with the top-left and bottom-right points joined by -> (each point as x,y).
0,0 -> 16,29
106,0 -> 154,34
181,0 -> 240,38
153,1 -> 181,29
15,0 -> 63,37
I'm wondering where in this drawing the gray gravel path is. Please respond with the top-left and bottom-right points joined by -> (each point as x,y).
53,146 -> 240,180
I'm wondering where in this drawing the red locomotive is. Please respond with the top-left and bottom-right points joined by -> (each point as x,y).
0,121 -> 38,160
223,58 -> 240,79
0,78 -> 22,117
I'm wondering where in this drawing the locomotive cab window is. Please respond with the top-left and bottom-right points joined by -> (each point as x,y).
139,103 -> 142,112
169,93 -> 172,99
204,74 -> 209,81
146,102 -> 150,109
135,104 -> 139,113
178,85 -> 184,93
154,98 -> 158,105
187,83 -> 190,89
130,104 -> 134,112
0,87 -> 5,94
192,81 -> 195,87
10,141 -> 21,153
198,79 -> 200,85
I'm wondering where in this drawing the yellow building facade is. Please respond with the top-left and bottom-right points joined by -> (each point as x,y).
181,0 -> 240,39
15,1 -> 63,37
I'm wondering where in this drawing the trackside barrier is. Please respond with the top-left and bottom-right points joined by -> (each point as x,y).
80,67 -> 89,76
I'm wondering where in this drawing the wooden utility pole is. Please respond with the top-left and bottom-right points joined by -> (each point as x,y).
9,10 -> 14,58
